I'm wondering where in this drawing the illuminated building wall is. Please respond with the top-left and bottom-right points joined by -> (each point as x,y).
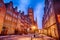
12,7 -> 18,34
0,1 -> 38,35
24,15 -> 31,33
28,8 -> 34,25
16,11 -> 22,34
53,0 -> 60,39
42,0 -> 60,39
20,11 -> 25,33
4,1 -> 15,34
28,8 -> 37,33
0,0 -> 6,34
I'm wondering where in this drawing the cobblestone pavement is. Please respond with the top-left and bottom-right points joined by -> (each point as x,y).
0,35 -> 56,40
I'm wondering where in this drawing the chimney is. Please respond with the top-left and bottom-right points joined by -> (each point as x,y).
21,11 -> 24,15
19,10 -> 21,13
15,7 -> 18,12
10,1 -> 13,6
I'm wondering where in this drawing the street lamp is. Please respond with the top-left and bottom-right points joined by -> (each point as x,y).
31,26 -> 36,30
31,25 -> 36,37
31,26 -> 36,32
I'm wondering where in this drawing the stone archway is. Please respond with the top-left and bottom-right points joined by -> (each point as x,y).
1,27 -> 7,35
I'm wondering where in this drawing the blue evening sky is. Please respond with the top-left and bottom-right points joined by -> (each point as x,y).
4,0 -> 45,29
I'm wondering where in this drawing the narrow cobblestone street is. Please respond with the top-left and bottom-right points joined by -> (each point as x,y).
0,34 -> 56,40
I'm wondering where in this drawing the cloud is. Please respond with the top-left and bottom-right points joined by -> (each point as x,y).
4,0 -> 45,29
20,0 -> 30,5
34,2 -> 44,29
18,0 -> 30,14
4,0 -> 11,3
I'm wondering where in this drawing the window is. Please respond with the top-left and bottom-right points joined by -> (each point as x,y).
18,16 -> 20,18
29,13 -> 32,15
10,7 -> 12,9
0,9 -> 1,12
6,16 -> 8,19
13,14 -> 17,18
9,17 -> 11,21
8,17 -> 10,20
15,20 -> 16,22
6,16 -> 7,19
16,15 -> 17,18
0,3 -> 2,7
13,19 -> 14,22
57,15 -> 60,23
14,14 -> 15,17
7,11 -> 12,16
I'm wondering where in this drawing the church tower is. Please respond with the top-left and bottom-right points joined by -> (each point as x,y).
28,7 -> 34,25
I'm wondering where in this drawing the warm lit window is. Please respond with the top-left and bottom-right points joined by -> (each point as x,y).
57,15 -> 60,23
9,17 -> 11,21
8,17 -> 10,20
6,16 -> 7,19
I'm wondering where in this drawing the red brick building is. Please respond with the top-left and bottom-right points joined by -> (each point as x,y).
42,0 -> 60,40
24,15 -> 32,34
12,7 -> 18,34
0,0 -> 6,34
4,1 -> 14,35
17,10 -> 22,34
28,8 -> 38,33
28,8 -> 34,25
0,0 -> 38,35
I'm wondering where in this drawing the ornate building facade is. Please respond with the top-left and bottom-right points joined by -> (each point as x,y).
42,0 -> 60,40
0,0 -> 38,35
4,1 -> 14,35
28,8 -> 38,33
0,0 -> 6,34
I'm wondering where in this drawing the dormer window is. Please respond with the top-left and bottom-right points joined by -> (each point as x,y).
10,6 -> 12,9
0,3 -> 2,7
